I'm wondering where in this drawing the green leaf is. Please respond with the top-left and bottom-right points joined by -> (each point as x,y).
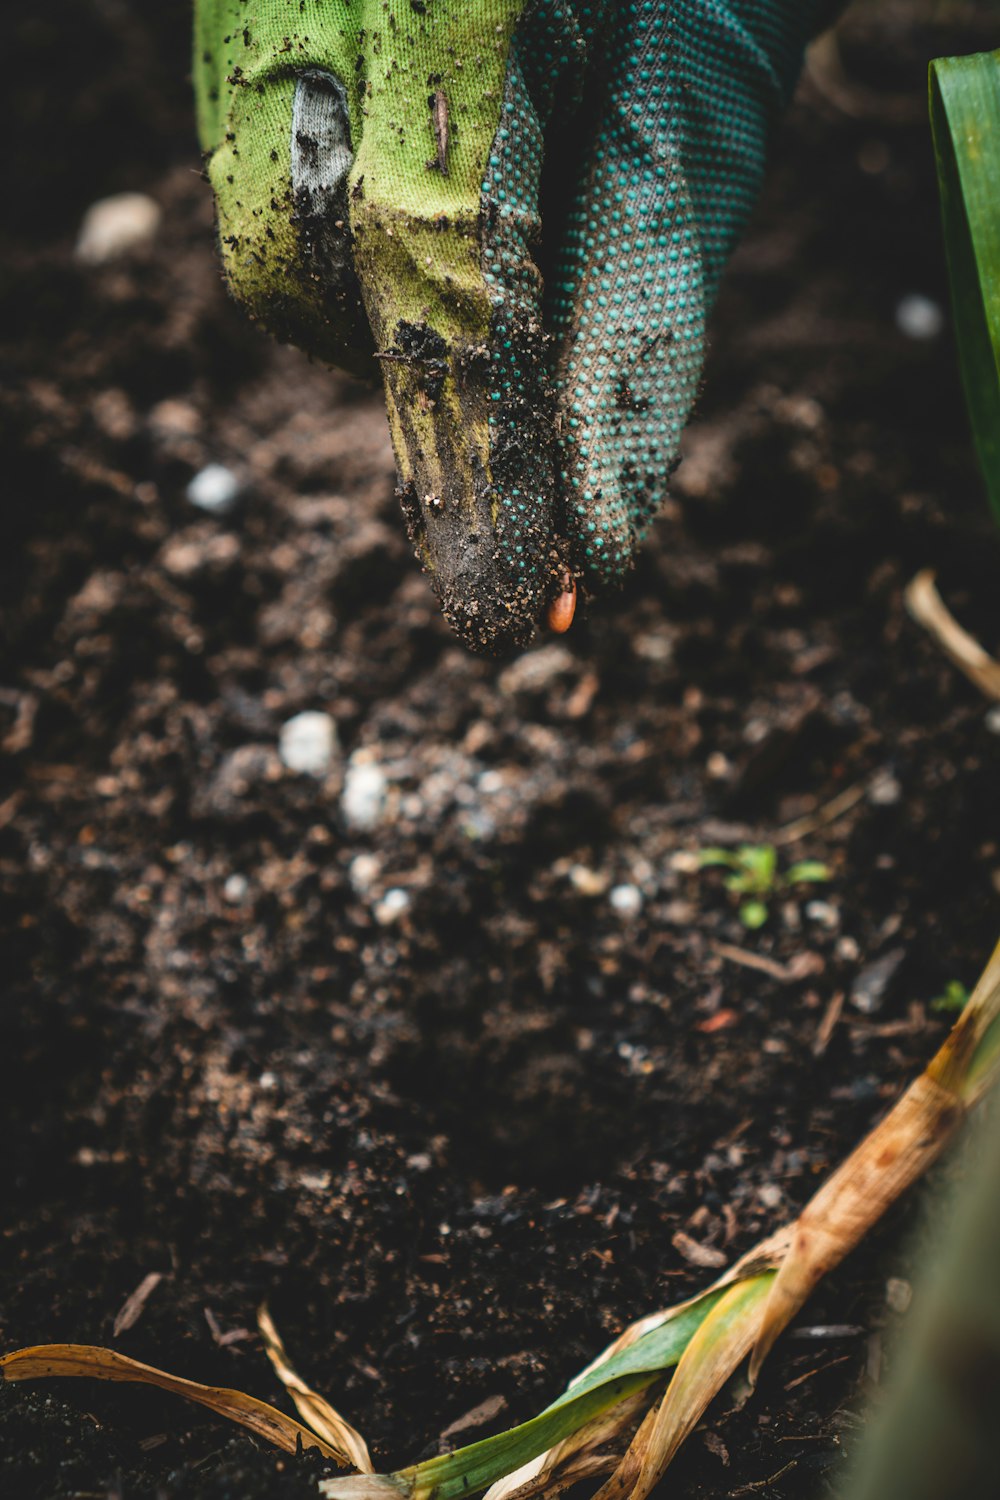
389,1291 -> 727,1500
783,861 -> 831,887
697,848 -> 740,870
931,980 -> 970,1014
735,844 -> 777,895
930,50 -> 1000,519
739,900 -> 769,930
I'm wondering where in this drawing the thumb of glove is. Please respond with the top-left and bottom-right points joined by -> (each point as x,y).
194,1 -> 373,374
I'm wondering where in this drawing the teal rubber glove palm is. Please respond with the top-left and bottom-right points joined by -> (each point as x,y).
194,2 -> 832,653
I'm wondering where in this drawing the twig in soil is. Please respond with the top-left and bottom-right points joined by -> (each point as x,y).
0,791 -> 22,830
0,687 -> 38,755
711,942 -> 823,985
204,1307 -> 252,1347
904,568 -> 1000,701
812,991 -> 844,1056
725,1458 -> 797,1495
803,31 -> 923,125
112,1271 -> 163,1337
783,1353 -> 851,1392
773,782 -> 866,846
789,1325 -> 864,1342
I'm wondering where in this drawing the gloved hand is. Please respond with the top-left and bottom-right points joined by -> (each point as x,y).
194,2 -> 833,654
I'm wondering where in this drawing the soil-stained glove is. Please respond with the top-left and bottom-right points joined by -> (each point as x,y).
194,2 -> 832,653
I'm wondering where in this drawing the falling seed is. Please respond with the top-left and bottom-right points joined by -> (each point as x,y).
547,579 -> 576,634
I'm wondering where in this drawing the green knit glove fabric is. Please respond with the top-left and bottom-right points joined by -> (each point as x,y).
194,2 -> 830,653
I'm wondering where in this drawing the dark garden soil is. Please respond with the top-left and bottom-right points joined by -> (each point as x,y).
3,2 -> 1000,1496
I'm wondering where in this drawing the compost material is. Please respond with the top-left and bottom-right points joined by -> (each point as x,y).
3,4 -> 999,1497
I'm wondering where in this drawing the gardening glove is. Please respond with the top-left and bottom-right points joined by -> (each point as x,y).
194,2 -> 835,654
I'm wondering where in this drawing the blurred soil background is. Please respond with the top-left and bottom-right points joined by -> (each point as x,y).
2,1 -> 1000,1495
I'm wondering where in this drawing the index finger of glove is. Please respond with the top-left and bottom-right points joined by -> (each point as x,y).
550,1 -> 830,590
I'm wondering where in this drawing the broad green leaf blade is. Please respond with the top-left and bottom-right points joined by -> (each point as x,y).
930,51 -> 1000,519
542,1290 -> 727,1411
401,1376 -> 652,1500
400,1291 -> 727,1500
322,1292 -> 726,1500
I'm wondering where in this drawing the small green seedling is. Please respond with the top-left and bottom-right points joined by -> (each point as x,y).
697,844 -> 831,930
930,980 -> 970,1014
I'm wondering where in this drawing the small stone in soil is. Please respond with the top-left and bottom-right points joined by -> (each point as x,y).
349,853 -> 381,895
187,464 -> 241,515
223,873 -> 249,903
499,644 -> 574,696
75,192 -> 161,263
195,745 -> 283,819
609,883 -> 643,917
885,1276 -> 912,1314
279,711 -> 339,777
569,864 -> 609,897
895,293 -> 944,340
342,759 -> 389,832
869,771 -> 902,806
805,900 -> 839,929
375,888 -> 410,925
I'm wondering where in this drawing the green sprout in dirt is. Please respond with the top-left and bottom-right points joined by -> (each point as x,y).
930,979 -> 970,1014
697,844 -> 831,930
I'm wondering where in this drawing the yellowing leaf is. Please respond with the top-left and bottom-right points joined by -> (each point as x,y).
0,1342 -> 341,1460
258,1304 -> 373,1472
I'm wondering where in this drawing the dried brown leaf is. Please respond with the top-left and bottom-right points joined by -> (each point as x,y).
749,1073 -> 964,1383
0,1342 -> 341,1458
587,1403 -> 659,1500
750,935 -> 1000,1384
258,1305 -> 373,1472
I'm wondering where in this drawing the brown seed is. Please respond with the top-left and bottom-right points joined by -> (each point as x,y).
547,579 -> 577,634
